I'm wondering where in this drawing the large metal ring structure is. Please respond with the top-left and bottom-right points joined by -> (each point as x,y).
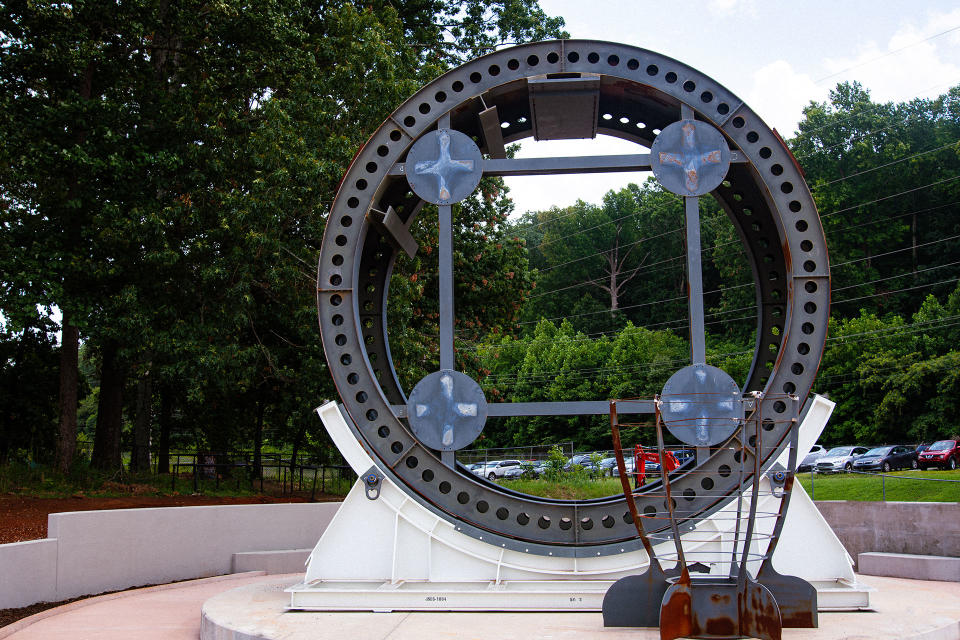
317,40 -> 830,558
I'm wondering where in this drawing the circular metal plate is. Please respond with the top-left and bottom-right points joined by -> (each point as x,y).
407,369 -> 488,451
650,119 -> 731,197
660,364 -> 742,447
405,129 -> 483,205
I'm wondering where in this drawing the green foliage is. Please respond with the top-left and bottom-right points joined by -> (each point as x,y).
500,476 -> 623,500
0,0 -> 566,464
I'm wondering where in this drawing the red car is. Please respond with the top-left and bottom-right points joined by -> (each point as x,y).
917,439 -> 960,470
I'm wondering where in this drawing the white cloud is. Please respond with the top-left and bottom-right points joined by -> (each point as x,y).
745,60 -> 826,137
818,10 -> 960,104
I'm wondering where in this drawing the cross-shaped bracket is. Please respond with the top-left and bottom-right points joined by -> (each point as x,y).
406,369 -> 488,453
649,118 -> 731,197
405,128 -> 484,205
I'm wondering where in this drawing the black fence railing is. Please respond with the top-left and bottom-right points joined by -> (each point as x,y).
73,444 -> 357,499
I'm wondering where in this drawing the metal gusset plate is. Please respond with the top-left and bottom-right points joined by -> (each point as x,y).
317,40 -> 831,556
650,119 -> 731,197
660,364 -> 743,447
404,129 -> 483,205
406,370 -> 488,451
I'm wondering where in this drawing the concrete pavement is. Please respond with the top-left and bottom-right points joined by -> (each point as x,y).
2,571 -> 958,640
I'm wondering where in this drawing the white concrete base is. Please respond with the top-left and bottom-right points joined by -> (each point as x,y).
858,552 -> 960,582
290,398 -> 871,612
204,575 -> 960,640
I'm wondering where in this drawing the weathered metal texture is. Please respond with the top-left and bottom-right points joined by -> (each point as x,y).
659,577 -> 781,640
602,403 -> 678,627
406,369 -> 488,451
404,128 -> 483,205
754,395 -> 818,628
660,364 -> 742,447
528,73 -> 600,140
650,119 -> 731,197
317,40 -> 830,556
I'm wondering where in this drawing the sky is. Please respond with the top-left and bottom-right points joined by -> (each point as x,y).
502,0 -> 960,217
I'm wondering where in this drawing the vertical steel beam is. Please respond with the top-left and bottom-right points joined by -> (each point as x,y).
685,195 -> 706,365
438,203 -> 454,371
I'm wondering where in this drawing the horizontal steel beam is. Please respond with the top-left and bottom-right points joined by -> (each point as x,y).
392,400 -> 654,419
389,151 -> 746,178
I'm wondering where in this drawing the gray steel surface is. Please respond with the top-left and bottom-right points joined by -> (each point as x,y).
317,39 -> 831,556
651,119 -> 732,197
660,365 -> 742,447
404,129 -> 483,205
406,370 -> 488,451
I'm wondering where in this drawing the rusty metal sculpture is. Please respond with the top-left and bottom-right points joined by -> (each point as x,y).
316,40 -> 829,637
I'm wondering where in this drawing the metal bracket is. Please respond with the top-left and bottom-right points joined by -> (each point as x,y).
363,466 -> 384,500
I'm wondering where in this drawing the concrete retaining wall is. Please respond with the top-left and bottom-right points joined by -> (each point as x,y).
815,501 -> 960,565
0,502 -> 339,609
2,500 -> 956,609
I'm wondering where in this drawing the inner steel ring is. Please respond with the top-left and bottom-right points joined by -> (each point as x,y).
317,40 -> 830,557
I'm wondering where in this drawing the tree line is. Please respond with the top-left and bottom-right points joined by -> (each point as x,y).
0,0 -> 565,471
2,5 -> 959,469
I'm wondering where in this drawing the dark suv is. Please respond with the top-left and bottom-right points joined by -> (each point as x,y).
852,445 -> 918,472
918,439 -> 960,470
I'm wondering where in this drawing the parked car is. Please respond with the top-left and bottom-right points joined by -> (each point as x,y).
611,456 -> 636,478
815,446 -> 869,473
564,453 -> 600,474
797,444 -> 828,472
501,461 -> 538,480
852,445 -> 918,472
918,439 -> 960,470
478,459 -> 522,480
599,456 -> 619,476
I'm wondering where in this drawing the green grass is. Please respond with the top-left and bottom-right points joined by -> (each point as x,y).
500,469 -> 960,502
797,469 -> 960,502
499,476 -> 626,500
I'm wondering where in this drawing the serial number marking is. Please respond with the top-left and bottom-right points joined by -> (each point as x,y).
424,596 -> 448,602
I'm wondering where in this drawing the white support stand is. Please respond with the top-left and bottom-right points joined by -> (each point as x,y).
287,396 -> 871,611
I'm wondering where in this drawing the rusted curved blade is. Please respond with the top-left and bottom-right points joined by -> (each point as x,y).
739,579 -> 782,640
659,582 -> 693,640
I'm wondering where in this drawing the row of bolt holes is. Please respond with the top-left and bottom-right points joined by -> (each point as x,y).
719,124 -> 820,401
385,51 -> 732,136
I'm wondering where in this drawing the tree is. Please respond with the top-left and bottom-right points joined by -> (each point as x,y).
0,0 -> 567,469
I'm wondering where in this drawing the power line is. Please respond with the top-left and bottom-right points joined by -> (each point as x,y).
814,25 -> 960,84
814,140 -> 959,188
478,314 -> 960,388
821,174 -> 960,218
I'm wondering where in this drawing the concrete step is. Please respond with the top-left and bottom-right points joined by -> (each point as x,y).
858,552 -> 960,582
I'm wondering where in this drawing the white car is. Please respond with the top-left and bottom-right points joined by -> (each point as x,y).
815,446 -> 869,473
797,443 -> 827,472
477,459 -> 522,480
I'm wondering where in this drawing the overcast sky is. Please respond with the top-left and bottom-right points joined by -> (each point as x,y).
503,0 -> 960,216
